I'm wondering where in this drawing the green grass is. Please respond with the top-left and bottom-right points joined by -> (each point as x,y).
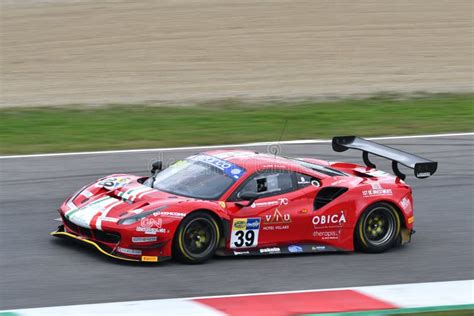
394,309 -> 473,316
303,305 -> 474,315
0,93 -> 472,155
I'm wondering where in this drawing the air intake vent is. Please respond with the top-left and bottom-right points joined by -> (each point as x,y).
314,187 -> 348,210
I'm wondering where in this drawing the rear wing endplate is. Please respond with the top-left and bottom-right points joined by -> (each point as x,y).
332,136 -> 437,180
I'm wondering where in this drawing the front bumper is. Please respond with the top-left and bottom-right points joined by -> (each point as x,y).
51,225 -> 167,263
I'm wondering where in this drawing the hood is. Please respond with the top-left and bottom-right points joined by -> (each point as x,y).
63,175 -> 193,229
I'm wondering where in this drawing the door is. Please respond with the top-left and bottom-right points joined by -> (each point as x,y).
225,170 -> 319,252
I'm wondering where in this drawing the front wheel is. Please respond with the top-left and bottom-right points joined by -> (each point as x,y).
172,212 -> 220,264
355,202 -> 401,253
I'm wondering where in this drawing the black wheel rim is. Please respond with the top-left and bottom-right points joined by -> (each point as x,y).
363,207 -> 396,246
182,218 -> 216,258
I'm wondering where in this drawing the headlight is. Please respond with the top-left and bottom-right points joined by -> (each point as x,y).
119,217 -> 141,225
117,206 -> 167,225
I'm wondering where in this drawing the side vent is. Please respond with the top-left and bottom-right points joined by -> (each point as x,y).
314,187 -> 348,210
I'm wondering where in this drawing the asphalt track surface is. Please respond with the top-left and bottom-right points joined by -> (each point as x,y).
0,135 -> 473,309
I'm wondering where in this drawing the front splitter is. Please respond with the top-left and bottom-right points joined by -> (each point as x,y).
51,226 -> 161,263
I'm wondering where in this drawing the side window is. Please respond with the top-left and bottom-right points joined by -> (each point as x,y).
296,172 -> 321,189
235,170 -> 295,199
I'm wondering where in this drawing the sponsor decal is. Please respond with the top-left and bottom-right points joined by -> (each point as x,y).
233,250 -> 250,255
246,218 -> 261,230
313,230 -> 342,240
259,247 -> 280,254
153,211 -> 186,218
132,236 -> 157,243
263,208 -> 291,231
141,256 -> 158,262
251,198 -> 288,208
311,245 -> 327,251
136,228 -> 166,235
263,225 -> 289,231
297,175 -> 321,187
97,177 -> 130,191
233,219 -> 247,230
312,211 -> 346,226
311,180 -> 321,187
231,168 -> 242,175
297,177 -> 310,185
417,172 -> 431,178
265,208 -> 291,224
141,217 -> 162,228
288,245 -> 303,253
219,201 -> 226,209
117,247 -> 142,255
300,209 -> 309,214
362,188 -> 393,197
400,197 -> 410,209
408,216 -> 415,224
251,201 -> 277,208
190,155 -> 245,180
136,218 -> 166,234
231,218 -> 260,249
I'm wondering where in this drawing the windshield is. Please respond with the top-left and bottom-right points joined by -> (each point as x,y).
152,156 -> 245,200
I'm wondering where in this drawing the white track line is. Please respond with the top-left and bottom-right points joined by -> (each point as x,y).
1,132 -> 473,159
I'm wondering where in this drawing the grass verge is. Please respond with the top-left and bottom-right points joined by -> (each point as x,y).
0,93 -> 472,155
303,304 -> 474,315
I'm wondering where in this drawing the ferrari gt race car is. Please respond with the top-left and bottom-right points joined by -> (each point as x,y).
52,136 -> 437,264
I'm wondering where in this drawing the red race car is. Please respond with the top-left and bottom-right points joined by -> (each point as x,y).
52,136 -> 437,264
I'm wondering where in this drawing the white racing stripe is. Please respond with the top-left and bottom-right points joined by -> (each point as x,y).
118,187 -> 151,202
67,197 -> 118,229
129,186 -> 153,201
95,200 -> 122,231
1,132 -> 473,159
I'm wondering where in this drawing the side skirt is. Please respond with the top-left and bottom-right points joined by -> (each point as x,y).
216,244 -> 347,257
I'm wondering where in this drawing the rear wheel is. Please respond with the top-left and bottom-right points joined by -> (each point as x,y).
173,212 -> 220,264
355,202 -> 401,253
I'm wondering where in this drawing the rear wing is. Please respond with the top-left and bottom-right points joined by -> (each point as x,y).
332,136 -> 437,180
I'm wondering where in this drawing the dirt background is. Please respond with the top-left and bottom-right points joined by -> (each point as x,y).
1,0 -> 472,106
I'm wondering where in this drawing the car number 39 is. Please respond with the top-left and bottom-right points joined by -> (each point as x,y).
230,218 -> 260,249
233,230 -> 255,247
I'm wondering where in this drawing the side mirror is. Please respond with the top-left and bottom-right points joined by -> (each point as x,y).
151,160 -> 163,174
236,191 -> 258,208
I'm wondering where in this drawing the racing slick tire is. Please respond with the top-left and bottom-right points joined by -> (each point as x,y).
355,202 -> 401,253
172,211 -> 221,264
